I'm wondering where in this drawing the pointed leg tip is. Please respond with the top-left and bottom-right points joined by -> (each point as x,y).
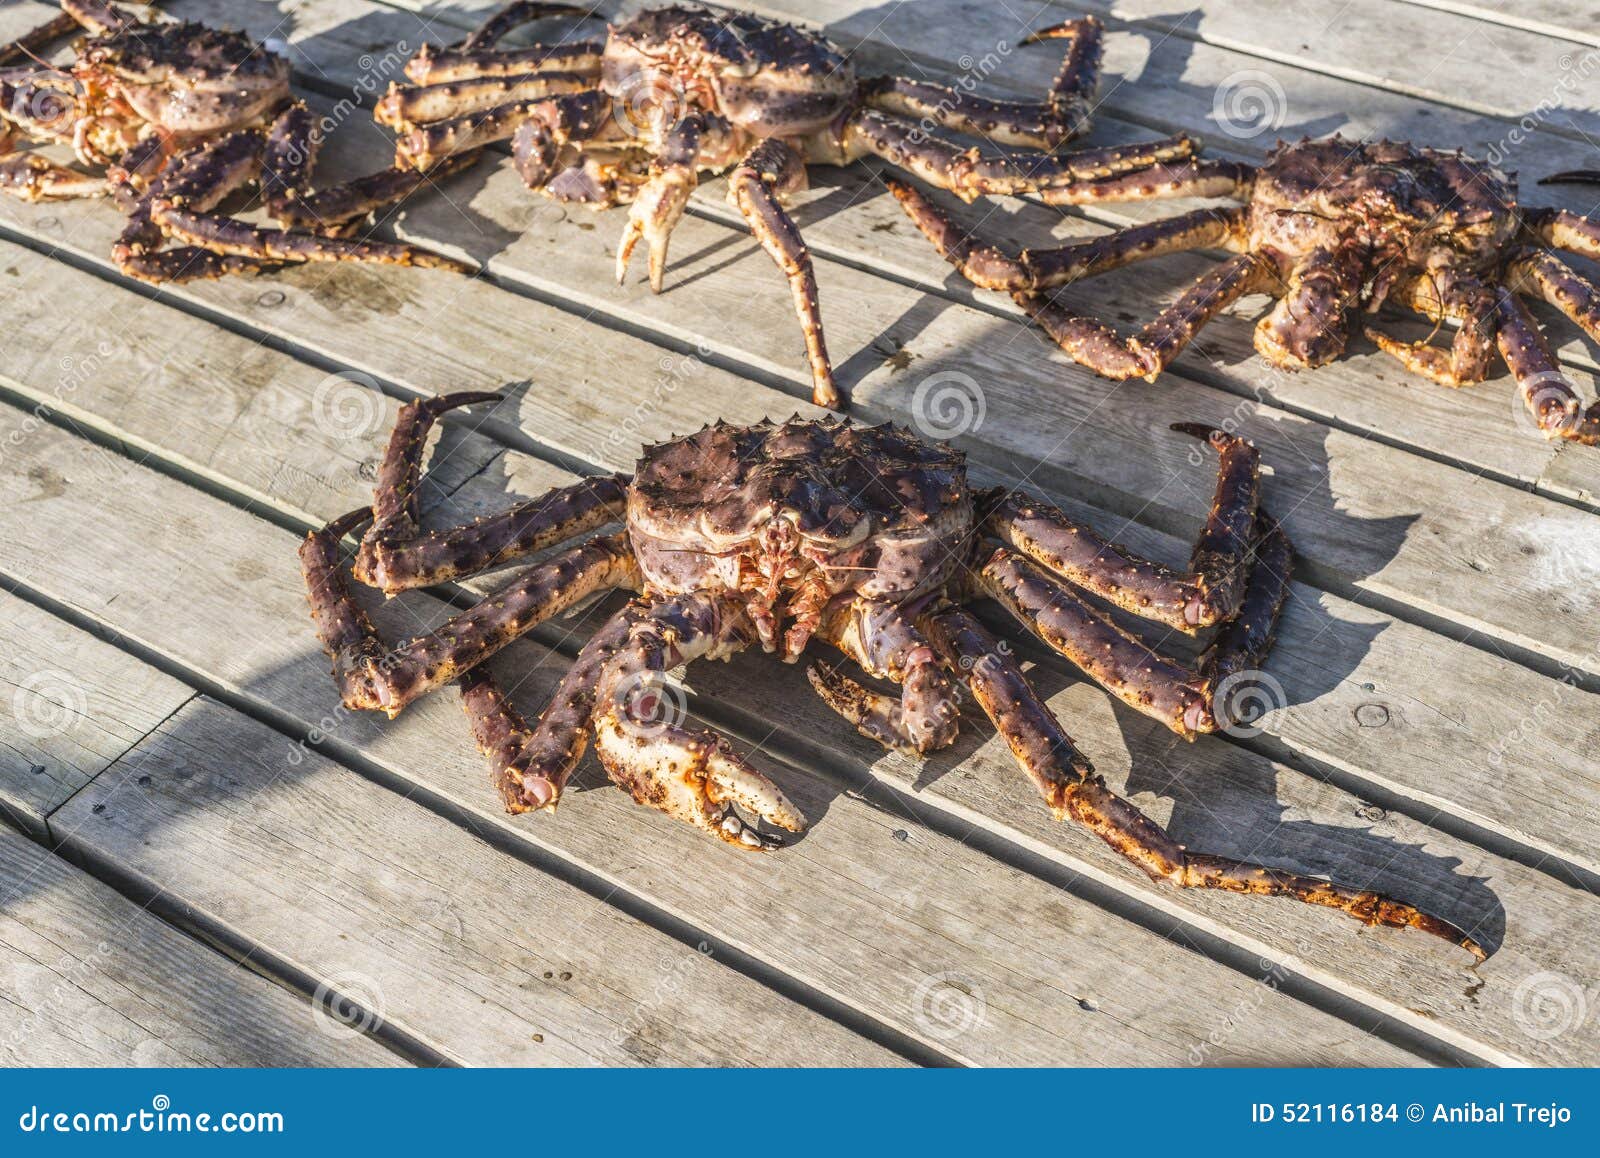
1538,170 -> 1600,186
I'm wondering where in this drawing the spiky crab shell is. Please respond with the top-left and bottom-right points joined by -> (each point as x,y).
626,417 -> 974,600
77,19 -> 290,134
601,4 -> 856,138
1247,136 -> 1520,270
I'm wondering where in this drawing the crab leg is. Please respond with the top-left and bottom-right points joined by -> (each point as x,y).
275,149 -> 485,233
727,137 -> 839,409
255,101 -> 320,219
591,591 -> 808,850
807,596 -> 961,755
974,546 -> 1211,734
461,600 -> 648,813
1364,270 -> 1497,387
59,0 -> 138,36
378,71 -> 598,130
845,109 -> 1197,201
509,89 -> 612,188
151,204 -> 473,271
858,16 -> 1104,148
923,606 -> 1481,958
0,140 -> 105,201
982,427 -> 1261,632
890,177 -> 1244,293
397,83 -> 597,169
352,391 -> 628,593
1523,206 -> 1600,259
462,2 -> 590,50
977,500 -> 1291,739
617,113 -> 735,292
0,12 -> 80,66
1201,514 -> 1293,691
111,129 -> 286,282
1494,288 -> 1600,444
1022,252 -> 1275,381
115,127 -> 264,260
302,515 -> 640,716
1506,248 -> 1600,347
1253,245 -> 1365,369
1038,159 -> 1256,207
0,74 -> 82,148
407,40 -> 605,86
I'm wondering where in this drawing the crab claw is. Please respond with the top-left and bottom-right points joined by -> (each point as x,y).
615,166 -> 695,292
592,715 -> 807,851
806,663 -> 958,756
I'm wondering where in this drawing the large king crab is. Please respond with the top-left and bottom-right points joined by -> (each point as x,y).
892,136 -> 1600,444
365,2 -> 1198,408
299,395 -> 1480,957
0,0 -> 464,281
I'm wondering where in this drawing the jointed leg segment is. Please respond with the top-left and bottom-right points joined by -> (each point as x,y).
727,137 -> 838,409
351,391 -> 627,593
923,607 -> 1481,957
807,596 -> 960,755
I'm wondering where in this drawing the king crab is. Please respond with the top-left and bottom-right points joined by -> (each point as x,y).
299,395 -> 1481,958
892,135 -> 1600,445
0,1 -> 465,281
363,2 -> 1198,408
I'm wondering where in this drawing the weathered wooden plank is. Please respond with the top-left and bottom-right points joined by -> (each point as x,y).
0,827 -> 394,1065
0,406 -> 1426,1067
1397,0 -> 1600,48
7,228 -> 1600,886
0,259 -> 529,525
0,591 -> 193,838
3,0 -> 1600,1055
1079,0 -> 1600,143
50,698 -> 900,1066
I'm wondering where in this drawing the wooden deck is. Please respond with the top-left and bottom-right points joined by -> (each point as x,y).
2,0 -> 1598,1067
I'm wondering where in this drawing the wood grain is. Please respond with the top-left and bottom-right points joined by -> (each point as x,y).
0,827 -> 393,1065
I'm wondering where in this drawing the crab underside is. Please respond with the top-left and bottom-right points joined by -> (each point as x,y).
893,135 -> 1600,445
0,0 -> 465,281
300,394 -> 1482,960
353,1 -> 1199,408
